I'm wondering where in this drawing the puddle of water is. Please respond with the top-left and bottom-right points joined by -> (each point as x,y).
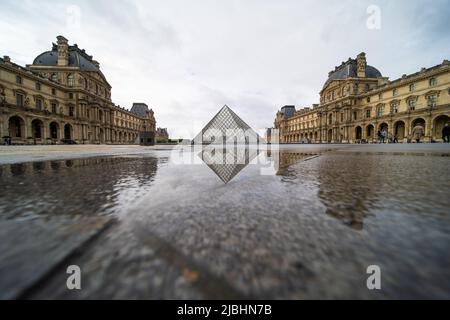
0,145 -> 450,299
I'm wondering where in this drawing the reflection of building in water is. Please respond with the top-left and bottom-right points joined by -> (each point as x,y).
193,105 -> 261,145
316,155 -> 378,230
199,145 -> 260,183
267,148 -> 318,175
0,157 -> 159,217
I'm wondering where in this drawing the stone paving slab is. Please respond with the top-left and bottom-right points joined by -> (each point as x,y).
0,215 -> 112,299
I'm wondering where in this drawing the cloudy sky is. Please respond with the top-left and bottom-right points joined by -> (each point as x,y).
1,0 -> 449,138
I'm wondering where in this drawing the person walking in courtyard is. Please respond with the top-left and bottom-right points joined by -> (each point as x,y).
412,125 -> 425,143
381,128 -> 387,144
393,134 -> 399,143
443,123 -> 450,143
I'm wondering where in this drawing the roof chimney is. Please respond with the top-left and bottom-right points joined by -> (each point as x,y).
356,52 -> 366,78
56,35 -> 69,66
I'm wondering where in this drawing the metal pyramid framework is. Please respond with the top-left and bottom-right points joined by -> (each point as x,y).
193,105 -> 261,145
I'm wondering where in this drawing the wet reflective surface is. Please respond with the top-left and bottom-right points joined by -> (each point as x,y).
0,144 -> 449,299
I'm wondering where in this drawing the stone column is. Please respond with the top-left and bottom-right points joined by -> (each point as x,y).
43,121 -> 49,143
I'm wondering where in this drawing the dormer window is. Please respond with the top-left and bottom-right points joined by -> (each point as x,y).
51,73 -> 58,82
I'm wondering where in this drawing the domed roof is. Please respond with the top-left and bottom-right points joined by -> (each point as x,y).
323,59 -> 382,89
32,45 -> 99,71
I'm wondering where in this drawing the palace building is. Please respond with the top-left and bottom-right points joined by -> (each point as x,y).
0,36 -> 156,145
273,53 -> 450,143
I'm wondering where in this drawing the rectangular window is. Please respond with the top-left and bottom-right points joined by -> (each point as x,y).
427,95 -> 437,107
36,98 -> 42,111
393,89 -> 397,96
408,99 -> 416,111
409,83 -> 415,92
35,82 -> 41,90
376,106 -> 384,117
69,93 -> 73,99
52,88 -> 56,95
16,93 -> 24,107
353,111 -> 357,120
51,102 -> 57,114
69,106 -> 75,117
390,103 -> 398,114
366,109 -> 371,118
16,76 -> 22,84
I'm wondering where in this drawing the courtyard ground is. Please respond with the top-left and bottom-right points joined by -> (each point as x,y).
0,143 -> 449,299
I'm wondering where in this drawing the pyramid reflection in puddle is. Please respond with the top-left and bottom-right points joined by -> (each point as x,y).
199,146 -> 260,183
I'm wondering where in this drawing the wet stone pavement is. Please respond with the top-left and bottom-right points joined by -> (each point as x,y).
0,144 -> 449,299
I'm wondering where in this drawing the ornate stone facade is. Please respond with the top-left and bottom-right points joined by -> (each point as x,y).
274,53 -> 450,143
0,36 -> 156,145
155,127 -> 169,143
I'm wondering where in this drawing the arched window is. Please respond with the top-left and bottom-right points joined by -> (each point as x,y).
67,74 -> 74,87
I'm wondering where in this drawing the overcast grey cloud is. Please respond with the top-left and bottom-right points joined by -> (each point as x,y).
1,0 -> 449,138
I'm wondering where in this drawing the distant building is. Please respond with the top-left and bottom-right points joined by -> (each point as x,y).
273,53 -> 450,143
130,103 -> 156,145
0,35 -> 156,145
155,127 -> 169,143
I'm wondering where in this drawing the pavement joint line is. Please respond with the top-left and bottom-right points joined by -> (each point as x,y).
15,218 -> 116,300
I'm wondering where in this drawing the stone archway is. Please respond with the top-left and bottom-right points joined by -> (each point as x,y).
8,116 -> 25,138
99,128 -> 105,143
327,129 -> 333,143
412,118 -> 426,131
433,115 -> 450,141
64,123 -> 72,140
355,126 -> 362,140
366,124 -> 375,141
31,119 -> 44,140
49,122 -> 59,140
379,122 -> 388,132
394,121 -> 406,140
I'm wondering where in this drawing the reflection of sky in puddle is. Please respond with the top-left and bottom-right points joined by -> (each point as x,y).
1,147 -> 450,299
